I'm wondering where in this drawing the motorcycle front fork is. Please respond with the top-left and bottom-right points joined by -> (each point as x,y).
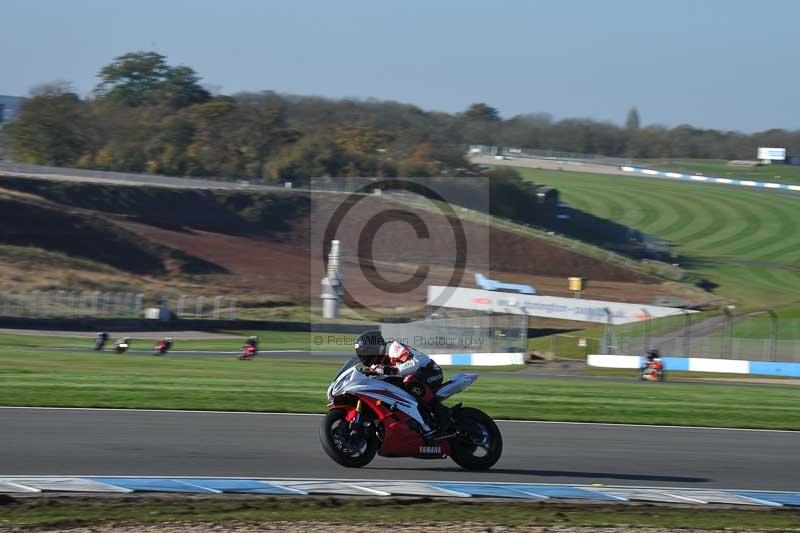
351,399 -> 363,426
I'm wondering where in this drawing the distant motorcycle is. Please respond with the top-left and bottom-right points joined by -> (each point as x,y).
640,353 -> 665,381
153,338 -> 173,355
94,332 -> 109,351
114,338 -> 131,354
239,336 -> 258,360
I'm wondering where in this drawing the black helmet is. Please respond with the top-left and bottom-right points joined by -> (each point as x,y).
354,330 -> 386,366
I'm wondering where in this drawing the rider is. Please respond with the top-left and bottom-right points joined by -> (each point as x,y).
94,332 -> 109,351
354,330 -> 449,440
643,349 -> 664,375
240,336 -> 259,360
157,337 -> 173,351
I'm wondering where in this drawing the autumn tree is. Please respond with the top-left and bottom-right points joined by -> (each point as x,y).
7,82 -> 86,165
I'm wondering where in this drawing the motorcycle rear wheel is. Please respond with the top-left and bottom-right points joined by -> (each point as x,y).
320,408 -> 378,468
451,407 -> 503,471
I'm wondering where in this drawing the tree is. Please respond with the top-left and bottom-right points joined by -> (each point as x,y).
625,107 -> 640,130
160,66 -> 211,109
463,102 -> 501,122
96,52 -> 170,106
95,51 -> 209,108
7,82 -> 86,165
264,134 -> 346,183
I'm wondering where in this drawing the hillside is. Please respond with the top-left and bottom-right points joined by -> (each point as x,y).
0,175 -> 707,319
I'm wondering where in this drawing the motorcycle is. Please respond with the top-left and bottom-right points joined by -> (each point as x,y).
321,355 -> 503,470
239,337 -> 258,360
153,338 -> 173,355
640,357 -> 665,381
113,338 -> 131,354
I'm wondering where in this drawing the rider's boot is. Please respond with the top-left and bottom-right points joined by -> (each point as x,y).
421,401 -> 453,441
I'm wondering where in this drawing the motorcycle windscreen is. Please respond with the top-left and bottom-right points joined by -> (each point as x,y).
436,373 -> 478,400
334,356 -> 360,378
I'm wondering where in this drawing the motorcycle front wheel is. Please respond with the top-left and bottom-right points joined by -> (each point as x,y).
320,408 -> 378,468
451,407 -> 503,470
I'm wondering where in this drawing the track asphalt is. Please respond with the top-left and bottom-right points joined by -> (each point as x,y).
3,408 -> 798,490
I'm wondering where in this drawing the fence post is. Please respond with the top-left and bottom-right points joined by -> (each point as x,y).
641,308 -> 652,353
57,290 -> 65,316
682,310 -> 692,356
601,308 -> 615,354
1,292 -> 9,316
213,296 -> 223,319
134,293 -> 143,317
768,310 -> 778,362
67,291 -> 75,317
723,306 -> 735,359
31,290 -> 40,317
112,292 -> 120,317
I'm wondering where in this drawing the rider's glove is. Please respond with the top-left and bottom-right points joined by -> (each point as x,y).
372,365 -> 396,376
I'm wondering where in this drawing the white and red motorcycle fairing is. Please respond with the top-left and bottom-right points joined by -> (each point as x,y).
320,356 -> 503,470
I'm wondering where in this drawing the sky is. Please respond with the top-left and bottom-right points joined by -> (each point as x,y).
1,0 -> 797,132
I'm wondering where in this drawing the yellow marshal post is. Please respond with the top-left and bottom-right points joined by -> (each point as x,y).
568,277 -> 583,298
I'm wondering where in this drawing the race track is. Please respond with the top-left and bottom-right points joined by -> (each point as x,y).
3,407 -> 799,490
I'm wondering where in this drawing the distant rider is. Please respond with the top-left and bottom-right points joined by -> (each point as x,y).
354,330 -> 450,440
642,349 -> 664,378
240,336 -> 258,360
94,332 -> 109,351
154,337 -> 173,354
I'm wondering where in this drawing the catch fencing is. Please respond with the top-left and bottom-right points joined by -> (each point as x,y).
0,290 -> 238,320
551,310 -> 800,362
381,314 -> 528,355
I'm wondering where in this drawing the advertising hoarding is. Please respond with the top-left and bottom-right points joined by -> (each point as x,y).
757,147 -> 786,161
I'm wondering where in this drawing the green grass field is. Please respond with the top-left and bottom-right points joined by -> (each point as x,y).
1,347 -> 798,429
638,159 -> 800,185
516,167 -> 800,311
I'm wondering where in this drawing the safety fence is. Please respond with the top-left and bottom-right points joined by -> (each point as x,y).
381,314 -> 528,355
0,290 -> 238,320
548,310 -> 800,363
612,310 -> 800,362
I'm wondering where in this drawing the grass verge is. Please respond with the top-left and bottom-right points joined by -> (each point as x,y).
0,348 -> 798,429
1,496 -> 799,530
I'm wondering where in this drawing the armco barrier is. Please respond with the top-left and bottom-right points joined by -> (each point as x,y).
588,354 -> 800,377
1,477 -> 798,506
430,352 -> 526,366
621,166 -> 800,192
